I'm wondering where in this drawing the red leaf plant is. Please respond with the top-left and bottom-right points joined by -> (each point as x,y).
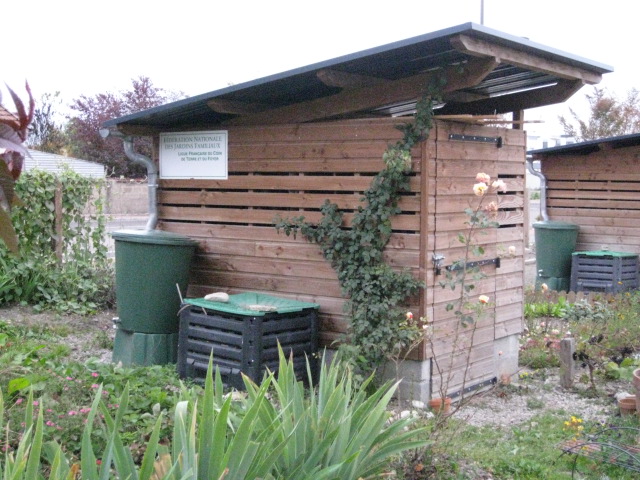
0,81 -> 34,253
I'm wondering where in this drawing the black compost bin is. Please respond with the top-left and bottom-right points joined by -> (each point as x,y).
571,250 -> 639,293
178,292 -> 319,389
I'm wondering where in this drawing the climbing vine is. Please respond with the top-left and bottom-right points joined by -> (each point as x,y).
0,168 -> 112,313
275,91 -> 441,374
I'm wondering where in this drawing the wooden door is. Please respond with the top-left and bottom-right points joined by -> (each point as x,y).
426,120 -> 526,398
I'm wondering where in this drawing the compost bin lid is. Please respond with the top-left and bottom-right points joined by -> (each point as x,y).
184,292 -> 319,316
111,229 -> 198,246
532,221 -> 579,230
573,250 -> 638,258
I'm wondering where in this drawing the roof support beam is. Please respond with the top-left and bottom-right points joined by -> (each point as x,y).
316,69 -> 389,89
207,98 -> 270,114
225,57 -> 499,126
451,34 -> 602,85
436,79 -> 585,115
115,125 -> 160,136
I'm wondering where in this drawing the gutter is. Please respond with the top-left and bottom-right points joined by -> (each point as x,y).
99,128 -> 158,231
526,156 -> 548,221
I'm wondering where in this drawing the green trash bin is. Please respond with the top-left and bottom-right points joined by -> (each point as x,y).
111,229 -> 198,366
533,221 -> 579,292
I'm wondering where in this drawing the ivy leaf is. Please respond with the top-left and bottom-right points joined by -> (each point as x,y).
8,377 -> 30,395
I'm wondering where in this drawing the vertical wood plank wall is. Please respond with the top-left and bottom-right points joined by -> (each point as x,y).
427,121 -> 526,396
156,118 -> 525,386
541,150 -> 640,254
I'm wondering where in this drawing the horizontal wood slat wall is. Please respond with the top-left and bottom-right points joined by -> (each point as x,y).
542,149 -> 640,254
158,118 -> 423,352
428,121 -> 525,397
157,118 -> 525,389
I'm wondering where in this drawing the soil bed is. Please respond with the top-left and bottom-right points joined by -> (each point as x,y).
0,305 -> 628,431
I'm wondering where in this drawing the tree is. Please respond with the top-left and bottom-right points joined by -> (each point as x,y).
66,76 -> 183,177
27,91 -> 67,154
0,82 -> 34,252
559,87 -> 640,140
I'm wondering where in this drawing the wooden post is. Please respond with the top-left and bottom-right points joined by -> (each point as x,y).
512,110 -> 524,130
54,180 -> 63,263
559,338 -> 575,389
524,187 -> 530,248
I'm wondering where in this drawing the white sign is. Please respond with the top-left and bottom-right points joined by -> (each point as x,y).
159,131 -> 228,179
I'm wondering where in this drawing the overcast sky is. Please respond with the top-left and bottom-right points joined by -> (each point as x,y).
3,0 -> 636,137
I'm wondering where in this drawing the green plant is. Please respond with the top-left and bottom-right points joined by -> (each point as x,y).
526,397 -> 545,410
275,92 -> 440,374
0,349 -> 429,479
250,348 -> 430,479
564,298 -> 640,390
0,376 -> 281,479
529,190 -> 540,200
519,317 -> 566,369
0,168 -> 112,314
519,345 -> 561,370
604,357 -> 640,381
563,299 -> 613,324
524,297 -> 568,319
93,330 -> 113,350
0,318 -> 194,461
410,413 -> 570,479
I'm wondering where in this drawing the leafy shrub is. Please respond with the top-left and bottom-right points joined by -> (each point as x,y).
524,297 -> 568,320
563,296 -> 640,389
604,357 -> 640,381
0,168 -> 113,313
563,299 -> 614,324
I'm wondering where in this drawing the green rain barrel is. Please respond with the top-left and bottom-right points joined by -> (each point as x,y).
112,229 -> 198,334
533,221 -> 579,291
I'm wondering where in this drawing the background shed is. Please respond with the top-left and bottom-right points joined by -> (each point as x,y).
25,149 -> 106,178
104,23 -> 610,400
530,134 -> 640,255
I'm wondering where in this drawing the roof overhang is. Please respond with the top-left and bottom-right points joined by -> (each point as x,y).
529,133 -> 640,158
103,22 -> 612,135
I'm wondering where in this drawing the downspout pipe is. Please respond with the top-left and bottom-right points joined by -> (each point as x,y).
526,155 -> 548,221
99,128 -> 158,231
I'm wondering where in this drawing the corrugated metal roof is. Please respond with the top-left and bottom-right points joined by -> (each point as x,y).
104,22 -> 612,132
529,133 -> 640,157
25,150 -> 106,178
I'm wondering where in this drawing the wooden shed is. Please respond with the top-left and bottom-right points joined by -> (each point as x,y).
529,134 -> 640,255
103,23 -> 610,400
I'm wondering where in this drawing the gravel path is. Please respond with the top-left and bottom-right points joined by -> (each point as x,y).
458,370 -> 622,428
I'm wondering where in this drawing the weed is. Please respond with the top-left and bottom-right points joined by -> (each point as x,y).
93,330 -> 113,350
526,397 -> 545,410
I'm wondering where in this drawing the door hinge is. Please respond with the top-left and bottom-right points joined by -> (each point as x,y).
449,133 -> 503,148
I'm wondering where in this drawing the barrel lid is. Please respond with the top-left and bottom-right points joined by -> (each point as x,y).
532,221 -> 579,230
185,292 -> 319,316
573,250 -> 638,258
111,229 -> 198,246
